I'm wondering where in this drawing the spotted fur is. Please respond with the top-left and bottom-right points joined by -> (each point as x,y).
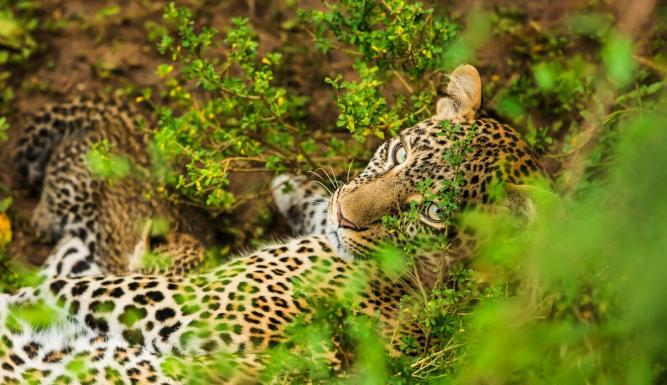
1,65 -> 548,384
13,96 -> 215,277
271,174 -> 330,236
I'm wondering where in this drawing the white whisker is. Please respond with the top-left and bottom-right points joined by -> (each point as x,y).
328,166 -> 343,189
309,168 -> 335,190
346,158 -> 355,183
311,180 -> 333,196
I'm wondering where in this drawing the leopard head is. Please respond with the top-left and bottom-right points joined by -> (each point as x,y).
327,64 -> 545,263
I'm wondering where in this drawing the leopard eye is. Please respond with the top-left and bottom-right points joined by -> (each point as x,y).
423,202 -> 443,223
391,142 -> 407,165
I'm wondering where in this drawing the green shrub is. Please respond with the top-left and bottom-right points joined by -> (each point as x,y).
147,1 -> 456,210
0,0 -> 37,113
454,108 -> 667,385
486,6 -> 665,183
146,6 -> 316,210
300,0 -> 457,139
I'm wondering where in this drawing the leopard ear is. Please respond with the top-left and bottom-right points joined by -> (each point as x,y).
494,183 -> 559,224
435,64 -> 482,122
500,184 -> 538,223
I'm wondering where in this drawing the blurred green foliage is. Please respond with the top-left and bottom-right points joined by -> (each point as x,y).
455,109 -> 667,385
0,4 -> 38,289
0,0 -> 37,113
0,192 -> 17,292
85,139 -> 132,180
0,116 -> 8,141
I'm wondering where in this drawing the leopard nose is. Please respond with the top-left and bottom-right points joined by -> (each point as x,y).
336,203 -> 358,230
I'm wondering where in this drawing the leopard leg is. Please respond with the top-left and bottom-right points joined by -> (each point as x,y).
31,138 -> 97,242
29,137 -> 104,278
40,233 -> 102,278
0,330 -> 179,385
128,232 -> 206,276
272,174 -> 331,236
13,96 -> 127,191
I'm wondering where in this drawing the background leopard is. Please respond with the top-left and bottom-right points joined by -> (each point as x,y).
13,96 -> 218,277
0,65 -> 548,384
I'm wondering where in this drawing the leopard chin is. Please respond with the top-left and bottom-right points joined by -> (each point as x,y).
326,228 -> 351,261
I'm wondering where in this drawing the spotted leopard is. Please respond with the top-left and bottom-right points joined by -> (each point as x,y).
13,96 -> 216,278
1,65 -> 548,384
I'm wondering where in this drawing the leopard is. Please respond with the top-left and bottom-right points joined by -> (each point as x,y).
0,64 -> 549,384
12,96 -> 217,278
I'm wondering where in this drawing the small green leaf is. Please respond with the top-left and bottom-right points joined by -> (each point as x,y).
601,33 -> 635,88
0,197 -> 12,213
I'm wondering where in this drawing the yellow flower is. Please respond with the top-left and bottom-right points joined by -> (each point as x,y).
0,213 -> 11,246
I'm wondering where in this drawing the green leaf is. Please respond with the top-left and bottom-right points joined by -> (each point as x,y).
0,197 -> 11,213
0,116 -> 8,141
601,33 -> 636,88
533,62 -> 556,90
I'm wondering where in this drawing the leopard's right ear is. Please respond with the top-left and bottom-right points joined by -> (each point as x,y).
435,64 -> 482,122
492,183 -> 560,225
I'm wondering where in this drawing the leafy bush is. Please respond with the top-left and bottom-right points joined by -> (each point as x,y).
149,7 -> 306,209
0,0 -> 37,113
301,0 -> 457,139
146,1 -> 456,211
485,6 -> 665,186
454,108 -> 667,384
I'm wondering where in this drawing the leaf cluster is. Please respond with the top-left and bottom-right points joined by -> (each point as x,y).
0,0 -> 38,113
301,0 -> 457,139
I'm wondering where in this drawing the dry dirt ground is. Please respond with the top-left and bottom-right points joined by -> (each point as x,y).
0,0 -> 659,268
